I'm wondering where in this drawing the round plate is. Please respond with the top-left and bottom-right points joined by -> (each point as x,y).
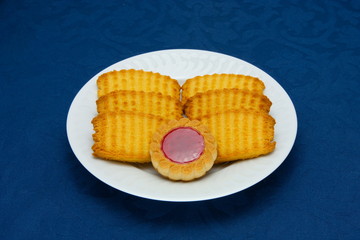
66,49 -> 297,202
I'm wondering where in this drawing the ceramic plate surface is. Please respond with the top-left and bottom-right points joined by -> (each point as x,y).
66,49 -> 297,202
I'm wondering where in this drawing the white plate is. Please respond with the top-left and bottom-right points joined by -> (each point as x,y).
66,49 -> 297,202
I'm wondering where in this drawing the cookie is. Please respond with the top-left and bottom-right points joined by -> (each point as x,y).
181,73 -> 265,104
97,69 -> 180,99
92,111 -> 167,162
150,118 -> 217,181
96,90 -> 183,119
184,88 -> 272,120
200,109 -> 276,163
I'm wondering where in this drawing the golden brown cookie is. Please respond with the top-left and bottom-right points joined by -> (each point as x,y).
181,73 -> 265,104
96,90 -> 183,119
200,109 -> 276,163
92,111 -> 167,163
150,118 -> 217,181
184,88 -> 272,120
97,69 -> 181,99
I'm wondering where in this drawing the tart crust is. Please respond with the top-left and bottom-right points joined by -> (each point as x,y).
150,118 -> 217,181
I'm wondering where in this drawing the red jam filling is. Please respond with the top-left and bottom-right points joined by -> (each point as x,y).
161,127 -> 205,164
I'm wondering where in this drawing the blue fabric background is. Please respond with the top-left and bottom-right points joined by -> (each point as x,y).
0,0 -> 359,239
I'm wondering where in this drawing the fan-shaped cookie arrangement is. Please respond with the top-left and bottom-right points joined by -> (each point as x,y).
91,69 -> 276,181
92,70 -> 182,163
182,74 -> 276,163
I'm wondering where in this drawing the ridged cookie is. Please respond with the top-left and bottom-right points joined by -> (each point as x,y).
200,109 -> 276,163
184,89 -> 272,120
96,90 -> 183,119
150,118 -> 217,181
97,69 -> 181,99
181,74 -> 265,104
92,111 -> 167,163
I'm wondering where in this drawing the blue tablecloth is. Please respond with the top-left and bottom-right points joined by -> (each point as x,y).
1,0 -> 359,239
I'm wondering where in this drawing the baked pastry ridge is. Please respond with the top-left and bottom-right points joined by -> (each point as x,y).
184,88 -> 272,120
181,73 -> 265,104
96,90 -> 183,119
97,69 -> 180,99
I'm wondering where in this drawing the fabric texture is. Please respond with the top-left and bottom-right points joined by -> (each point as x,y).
0,0 -> 359,239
